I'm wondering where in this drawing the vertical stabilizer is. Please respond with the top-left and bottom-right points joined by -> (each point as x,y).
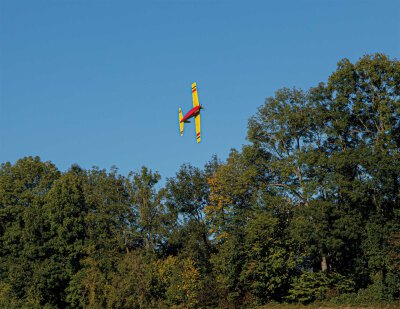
178,108 -> 184,136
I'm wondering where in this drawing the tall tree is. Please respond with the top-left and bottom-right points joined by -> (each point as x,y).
0,157 -> 60,307
128,167 -> 169,254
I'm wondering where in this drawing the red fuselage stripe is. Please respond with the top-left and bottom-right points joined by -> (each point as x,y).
180,105 -> 200,122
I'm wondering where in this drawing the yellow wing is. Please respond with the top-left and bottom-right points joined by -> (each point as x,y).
192,82 -> 201,142
195,113 -> 201,143
192,82 -> 199,107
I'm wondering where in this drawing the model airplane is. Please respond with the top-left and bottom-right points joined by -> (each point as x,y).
178,82 -> 203,143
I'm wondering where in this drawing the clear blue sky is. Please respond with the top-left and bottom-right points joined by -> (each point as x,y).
1,0 -> 399,180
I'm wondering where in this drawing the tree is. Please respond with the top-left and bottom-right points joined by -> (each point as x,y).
128,167 -> 169,254
0,157 -> 60,306
164,160 -> 221,307
165,162 -> 214,257
248,87 -> 325,206
33,166 -> 88,307
204,147 -> 296,306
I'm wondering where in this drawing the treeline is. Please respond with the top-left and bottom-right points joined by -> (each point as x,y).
1,53 -> 400,308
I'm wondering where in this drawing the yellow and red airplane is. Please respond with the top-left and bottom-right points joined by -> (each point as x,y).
179,82 -> 203,143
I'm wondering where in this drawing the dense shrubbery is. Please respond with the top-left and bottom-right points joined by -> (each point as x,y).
1,54 -> 399,308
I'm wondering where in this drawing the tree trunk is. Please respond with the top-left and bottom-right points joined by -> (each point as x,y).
321,256 -> 328,272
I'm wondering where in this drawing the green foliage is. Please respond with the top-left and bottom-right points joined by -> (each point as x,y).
241,212 -> 297,304
0,157 -> 61,307
165,163 -> 212,265
128,166 -> 171,254
0,156 -> 60,209
286,272 -> 355,304
157,255 -> 202,308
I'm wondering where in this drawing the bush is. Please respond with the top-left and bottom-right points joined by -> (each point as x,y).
286,272 -> 355,304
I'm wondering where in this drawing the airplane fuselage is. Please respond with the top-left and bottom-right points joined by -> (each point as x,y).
180,105 -> 201,123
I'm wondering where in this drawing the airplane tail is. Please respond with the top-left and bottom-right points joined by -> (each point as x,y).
178,108 -> 184,136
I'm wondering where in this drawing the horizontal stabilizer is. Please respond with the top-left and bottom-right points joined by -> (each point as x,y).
178,108 -> 184,136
